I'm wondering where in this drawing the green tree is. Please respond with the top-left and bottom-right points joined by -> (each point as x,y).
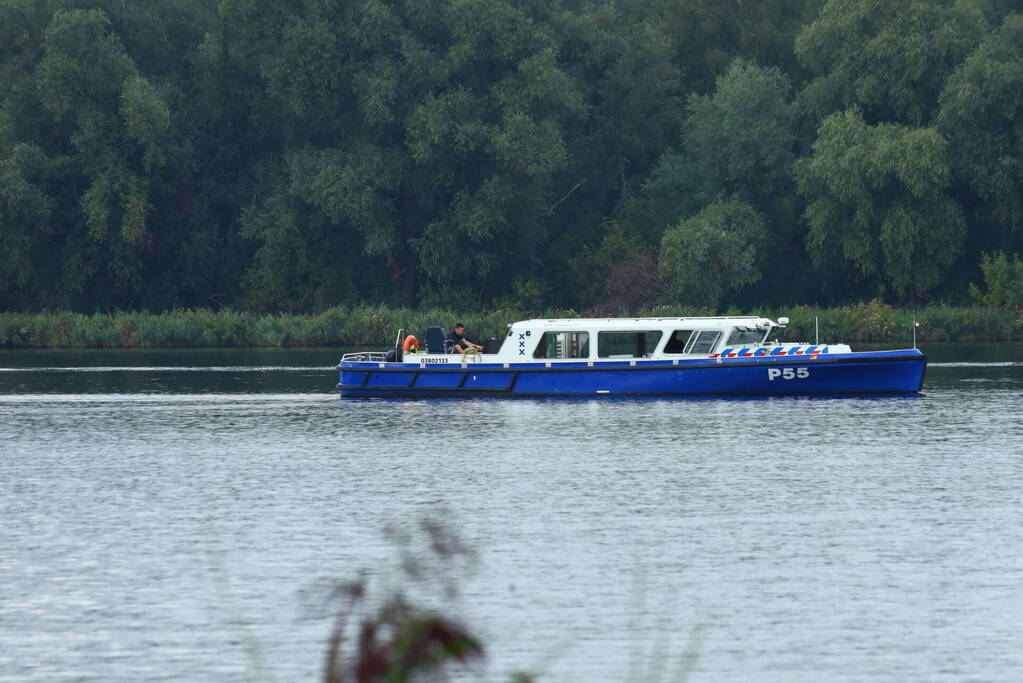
796,0 -> 988,126
643,58 -> 797,226
969,251 -> 1023,309
641,58 -> 808,302
653,0 -> 818,93
0,143 -> 56,300
658,199 -> 765,308
535,1 -> 685,308
569,219 -> 657,311
0,2 -> 218,311
795,109 -> 966,300
237,0 -> 584,308
37,9 -> 156,243
938,13 -> 1023,242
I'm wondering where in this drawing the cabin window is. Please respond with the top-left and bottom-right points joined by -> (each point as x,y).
687,330 -> 721,354
726,328 -> 766,345
597,331 -> 664,358
533,331 -> 590,359
662,329 -> 696,354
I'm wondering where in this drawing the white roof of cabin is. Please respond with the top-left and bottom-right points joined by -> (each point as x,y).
510,316 -> 775,331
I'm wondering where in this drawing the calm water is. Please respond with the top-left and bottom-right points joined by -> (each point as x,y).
1,345 -> 1022,682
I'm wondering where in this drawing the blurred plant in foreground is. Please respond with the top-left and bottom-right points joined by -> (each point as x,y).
321,518 -> 534,683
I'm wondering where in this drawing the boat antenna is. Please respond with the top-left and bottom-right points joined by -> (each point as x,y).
912,316 -> 918,350
815,316 -> 819,346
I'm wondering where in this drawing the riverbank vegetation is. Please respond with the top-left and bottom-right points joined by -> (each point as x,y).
2,303 -> 1020,348
2,1 -> 1023,316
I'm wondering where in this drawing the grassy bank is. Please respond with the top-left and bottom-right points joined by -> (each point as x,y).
1,302 -> 1021,349
760,302 -> 1023,344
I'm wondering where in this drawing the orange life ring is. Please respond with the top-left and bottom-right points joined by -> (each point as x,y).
402,335 -> 419,354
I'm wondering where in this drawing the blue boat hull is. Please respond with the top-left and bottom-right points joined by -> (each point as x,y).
338,350 -> 926,398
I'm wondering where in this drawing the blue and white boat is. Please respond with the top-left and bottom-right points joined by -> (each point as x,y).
337,316 -> 926,398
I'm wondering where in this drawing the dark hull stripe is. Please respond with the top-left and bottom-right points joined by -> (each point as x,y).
339,352 -> 925,375
339,389 -> 925,399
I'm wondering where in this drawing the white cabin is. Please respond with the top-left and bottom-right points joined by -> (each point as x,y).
447,316 -> 847,363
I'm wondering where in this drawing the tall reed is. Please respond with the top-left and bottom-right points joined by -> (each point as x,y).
1,302 -> 1020,349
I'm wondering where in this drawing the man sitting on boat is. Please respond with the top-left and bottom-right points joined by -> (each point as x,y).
447,323 -> 482,353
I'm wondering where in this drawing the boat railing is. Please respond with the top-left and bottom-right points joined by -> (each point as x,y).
340,351 -> 389,362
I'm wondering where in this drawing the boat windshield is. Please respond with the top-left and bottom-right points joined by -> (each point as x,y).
687,331 -> 721,354
726,328 -> 767,346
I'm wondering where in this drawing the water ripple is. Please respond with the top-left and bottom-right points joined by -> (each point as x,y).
1,355 -> 1022,682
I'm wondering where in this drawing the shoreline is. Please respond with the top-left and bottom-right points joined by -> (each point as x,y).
2,303 -> 1021,349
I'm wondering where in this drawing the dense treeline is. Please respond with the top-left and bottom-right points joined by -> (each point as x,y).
1,0 -> 1022,315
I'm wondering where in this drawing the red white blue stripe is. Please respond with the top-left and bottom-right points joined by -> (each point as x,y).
709,346 -> 828,359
